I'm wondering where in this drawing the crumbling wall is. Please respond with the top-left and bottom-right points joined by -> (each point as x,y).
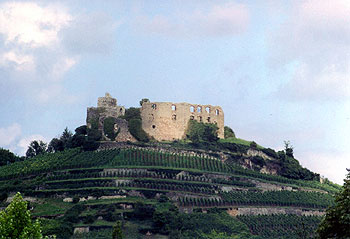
86,93 -> 128,141
141,101 -> 224,141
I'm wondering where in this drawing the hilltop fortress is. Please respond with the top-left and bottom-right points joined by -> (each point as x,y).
87,93 -> 224,142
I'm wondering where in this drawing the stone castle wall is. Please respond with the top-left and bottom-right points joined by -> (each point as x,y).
141,101 -> 224,141
86,93 -> 136,142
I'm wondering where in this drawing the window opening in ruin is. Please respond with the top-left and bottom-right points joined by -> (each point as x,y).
190,115 -> 194,120
172,115 -> 177,120
207,117 -> 211,122
206,107 -> 210,113
172,105 -> 176,111
198,116 -> 202,122
215,109 -> 219,115
152,125 -> 156,129
190,106 -> 194,112
152,104 -> 157,110
197,106 -> 202,113
120,108 -> 123,113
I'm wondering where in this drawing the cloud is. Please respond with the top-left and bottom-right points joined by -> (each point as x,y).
17,134 -> 46,156
136,2 -> 249,37
0,1 -> 118,104
0,123 -> 21,147
270,0 -> 350,101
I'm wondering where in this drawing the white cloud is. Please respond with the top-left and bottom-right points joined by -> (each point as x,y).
0,123 -> 21,146
0,2 -> 71,48
0,1 -> 118,104
0,51 -> 35,71
137,2 -> 249,37
17,134 -> 46,156
270,0 -> 350,101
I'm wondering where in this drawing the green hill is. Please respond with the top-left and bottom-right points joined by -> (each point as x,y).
0,140 -> 341,239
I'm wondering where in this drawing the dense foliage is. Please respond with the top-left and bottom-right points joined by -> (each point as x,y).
224,126 -> 235,139
317,170 -> 350,238
121,107 -> 149,142
103,117 -> 118,140
0,192 -> 44,239
186,120 -> 219,143
0,148 -> 21,166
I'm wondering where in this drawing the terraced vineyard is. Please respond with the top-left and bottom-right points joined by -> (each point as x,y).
0,146 -> 340,238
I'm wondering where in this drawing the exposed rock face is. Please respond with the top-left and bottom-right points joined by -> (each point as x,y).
141,101 -> 224,141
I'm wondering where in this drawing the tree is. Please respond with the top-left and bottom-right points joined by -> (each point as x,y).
60,127 -> 73,149
186,120 -> 219,143
224,126 -> 235,139
0,192 -> 44,239
112,221 -> 123,239
317,169 -> 350,238
284,140 -> 294,157
26,140 -> 47,158
0,148 -> 20,166
47,138 -> 64,153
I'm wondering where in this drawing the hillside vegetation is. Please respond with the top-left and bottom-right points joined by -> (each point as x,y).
0,138 -> 341,238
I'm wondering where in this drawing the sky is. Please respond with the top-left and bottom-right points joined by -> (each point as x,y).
0,0 -> 349,184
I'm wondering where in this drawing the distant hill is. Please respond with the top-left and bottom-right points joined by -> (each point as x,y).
0,138 -> 340,238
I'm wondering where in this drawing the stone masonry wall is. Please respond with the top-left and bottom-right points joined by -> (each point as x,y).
141,101 -> 224,141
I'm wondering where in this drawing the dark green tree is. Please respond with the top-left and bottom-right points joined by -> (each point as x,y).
26,140 -> 47,158
47,138 -> 64,153
224,126 -> 235,139
60,127 -> 73,149
0,148 -> 20,166
317,169 -> 350,238
186,120 -> 219,143
284,140 -> 294,157
112,221 -> 123,239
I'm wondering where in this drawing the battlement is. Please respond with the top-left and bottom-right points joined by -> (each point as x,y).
97,92 -> 117,108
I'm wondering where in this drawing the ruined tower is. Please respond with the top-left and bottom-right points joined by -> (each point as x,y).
86,93 -> 135,142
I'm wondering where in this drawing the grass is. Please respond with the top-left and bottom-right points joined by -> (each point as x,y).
219,137 -> 264,149
31,198 -> 73,217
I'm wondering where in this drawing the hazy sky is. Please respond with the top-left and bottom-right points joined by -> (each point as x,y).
0,0 -> 349,184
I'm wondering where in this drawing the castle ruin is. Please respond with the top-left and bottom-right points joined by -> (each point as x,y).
86,93 -> 135,142
141,101 -> 224,141
87,93 -> 224,142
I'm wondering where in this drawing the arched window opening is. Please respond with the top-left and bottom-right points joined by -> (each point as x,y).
207,117 -> 211,123
152,125 -> 156,129
198,116 -> 202,122
152,104 -> 157,110
215,109 -> 219,115
190,115 -> 194,120
197,106 -> 202,113
172,115 -> 177,120
206,107 -> 210,113
190,106 -> 195,113
172,105 -> 176,111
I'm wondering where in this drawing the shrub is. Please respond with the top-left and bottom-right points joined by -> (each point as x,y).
186,120 -> 219,143
129,119 -> 149,142
224,126 -> 235,139
104,117 -> 118,140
